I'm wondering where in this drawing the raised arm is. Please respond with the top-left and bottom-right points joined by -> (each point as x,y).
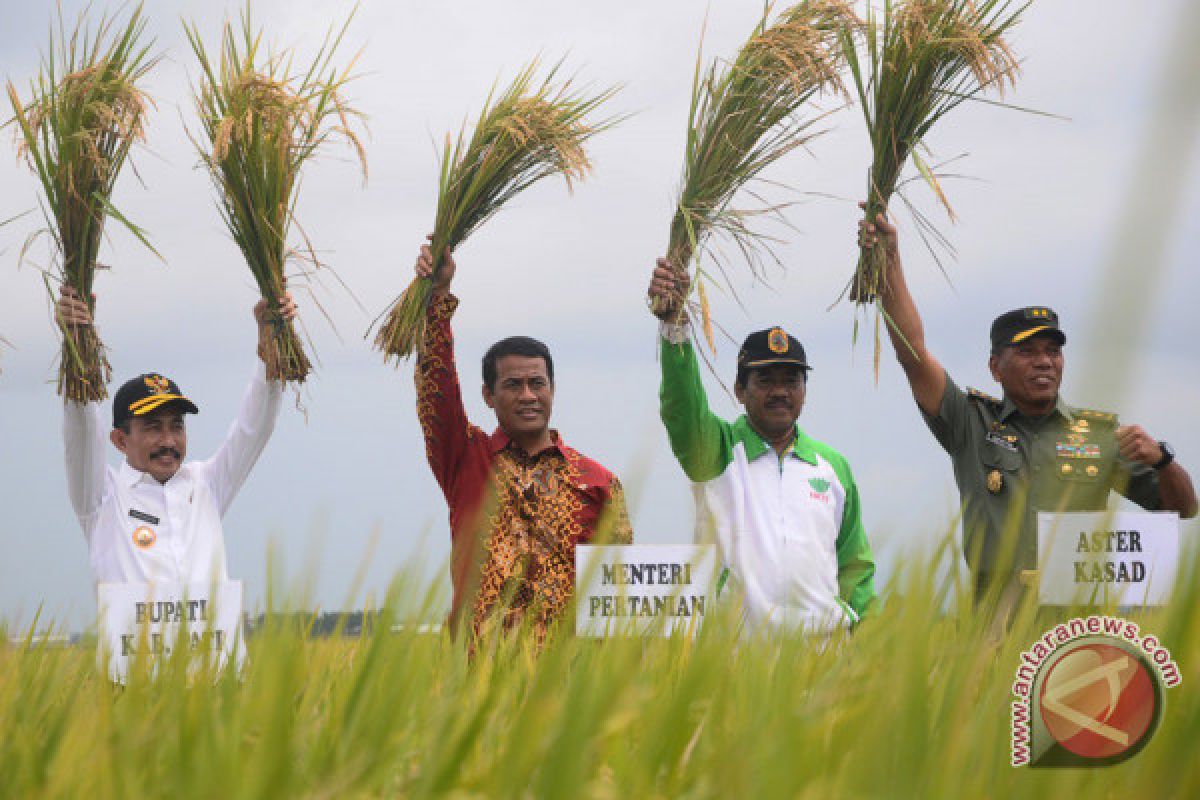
648,259 -> 734,483
860,205 -> 946,416
201,294 -> 293,514
414,238 -> 474,495
58,287 -> 109,522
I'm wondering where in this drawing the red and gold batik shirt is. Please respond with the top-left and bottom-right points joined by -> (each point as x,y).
416,294 -> 633,639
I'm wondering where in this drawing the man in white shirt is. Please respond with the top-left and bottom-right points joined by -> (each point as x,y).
57,287 -> 296,585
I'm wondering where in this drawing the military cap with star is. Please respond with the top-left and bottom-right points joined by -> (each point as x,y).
112,373 -> 200,429
989,306 -> 1067,352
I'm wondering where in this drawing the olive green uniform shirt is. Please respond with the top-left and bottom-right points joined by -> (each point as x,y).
922,372 -> 1161,576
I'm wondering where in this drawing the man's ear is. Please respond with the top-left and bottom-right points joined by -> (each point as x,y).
482,383 -> 495,410
988,352 -> 1002,383
110,427 -> 128,454
733,382 -> 747,406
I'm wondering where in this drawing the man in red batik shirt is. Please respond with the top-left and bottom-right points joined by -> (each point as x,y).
412,238 -> 633,641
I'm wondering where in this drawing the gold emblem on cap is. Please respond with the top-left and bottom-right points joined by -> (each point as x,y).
987,469 -> 1003,494
144,375 -> 170,395
767,327 -> 788,354
132,526 -> 157,549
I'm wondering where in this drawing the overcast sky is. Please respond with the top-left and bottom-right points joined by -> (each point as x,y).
2,1 -> 1198,629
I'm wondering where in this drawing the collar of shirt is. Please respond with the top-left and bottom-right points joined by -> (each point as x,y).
485,427 -> 609,492
998,394 -> 1076,425
118,459 -> 186,489
487,427 -> 567,459
732,416 -> 819,465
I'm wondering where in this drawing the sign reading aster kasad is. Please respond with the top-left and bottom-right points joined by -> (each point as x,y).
576,544 -> 718,637
97,581 -> 243,682
1037,511 -> 1179,607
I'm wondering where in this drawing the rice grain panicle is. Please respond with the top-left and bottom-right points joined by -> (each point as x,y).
186,4 -> 366,385
7,3 -> 159,403
372,60 -> 619,362
660,0 -> 853,351
843,0 -> 1024,308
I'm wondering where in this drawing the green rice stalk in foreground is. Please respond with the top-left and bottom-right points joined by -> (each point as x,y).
3,538 -> 1199,796
661,0 -> 853,351
7,4 -> 158,403
843,0 -> 1024,311
186,6 -> 366,385
373,60 -> 619,362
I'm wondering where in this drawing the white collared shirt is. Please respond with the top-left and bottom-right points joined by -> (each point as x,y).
63,363 -> 282,584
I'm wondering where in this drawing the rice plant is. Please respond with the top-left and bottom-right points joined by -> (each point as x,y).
372,60 -> 619,362
186,5 -> 366,384
7,3 -> 159,403
660,0 -> 853,350
2,539 -> 1197,796
842,0 -> 1025,308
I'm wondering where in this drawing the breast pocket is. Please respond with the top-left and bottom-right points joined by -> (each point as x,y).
981,442 -> 1023,474
568,481 -> 609,544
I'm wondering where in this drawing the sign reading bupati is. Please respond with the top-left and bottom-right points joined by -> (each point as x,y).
575,544 -> 718,637
1037,512 -> 1179,606
97,581 -> 243,682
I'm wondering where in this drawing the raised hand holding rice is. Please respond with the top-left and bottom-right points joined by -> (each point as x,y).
7,4 -> 159,403
660,0 -> 853,352
372,60 -> 619,362
186,5 -> 366,385
840,0 -> 1026,372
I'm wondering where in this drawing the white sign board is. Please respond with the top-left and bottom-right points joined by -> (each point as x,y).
1037,512 -> 1180,606
576,544 -> 718,637
97,581 -> 244,682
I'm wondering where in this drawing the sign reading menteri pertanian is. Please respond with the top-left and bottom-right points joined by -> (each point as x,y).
576,544 -> 718,637
1037,512 -> 1179,607
97,581 -> 244,682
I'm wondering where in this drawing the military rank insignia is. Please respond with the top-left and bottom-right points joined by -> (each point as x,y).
1055,441 -> 1101,459
1056,416 -> 1102,460
987,469 -> 1003,494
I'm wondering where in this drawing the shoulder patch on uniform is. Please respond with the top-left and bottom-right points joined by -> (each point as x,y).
967,387 -> 1001,406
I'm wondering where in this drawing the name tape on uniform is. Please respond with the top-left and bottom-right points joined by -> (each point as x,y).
1037,511 -> 1180,607
97,581 -> 244,682
575,544 -> 718,638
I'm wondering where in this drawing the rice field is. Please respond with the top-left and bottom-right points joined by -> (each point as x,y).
3,542 -> 1198,798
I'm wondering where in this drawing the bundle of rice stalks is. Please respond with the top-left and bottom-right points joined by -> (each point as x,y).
186,7 -> 365,384
373,61 -> 619,362
7,4 -> 158,403
843,0 -> 1024,305
659,1 -> 854,349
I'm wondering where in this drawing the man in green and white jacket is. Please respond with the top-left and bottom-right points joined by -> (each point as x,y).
648,259 -> 876,633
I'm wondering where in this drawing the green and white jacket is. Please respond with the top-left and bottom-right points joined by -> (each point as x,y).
658,326 -> 877,632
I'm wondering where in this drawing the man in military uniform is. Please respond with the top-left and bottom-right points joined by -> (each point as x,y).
859,207 -> 1197,626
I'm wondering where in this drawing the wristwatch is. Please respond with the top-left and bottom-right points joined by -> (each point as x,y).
1153,441 -> 1175,470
